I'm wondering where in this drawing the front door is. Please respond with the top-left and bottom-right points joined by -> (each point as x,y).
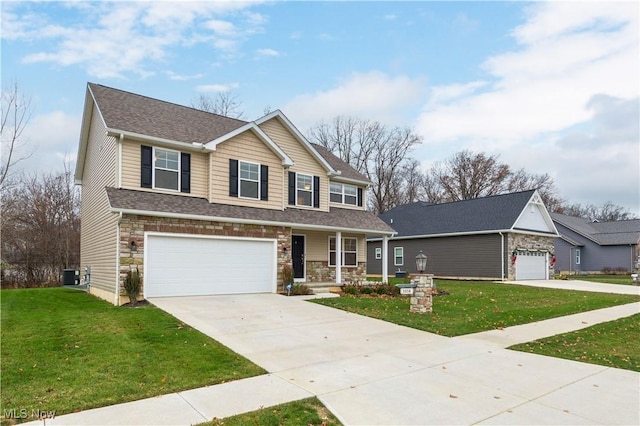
292,235 -> 305,280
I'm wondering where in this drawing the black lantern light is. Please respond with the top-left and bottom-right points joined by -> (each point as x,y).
415,250 -> 428,273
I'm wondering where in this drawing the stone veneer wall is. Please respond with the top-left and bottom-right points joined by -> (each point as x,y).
506,233 -> 555,280
118,214 -> 291,304
305,261 -> 366,283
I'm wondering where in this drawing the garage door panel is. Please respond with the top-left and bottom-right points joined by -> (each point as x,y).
145,235 -> 275,298
515,253 -> 547,280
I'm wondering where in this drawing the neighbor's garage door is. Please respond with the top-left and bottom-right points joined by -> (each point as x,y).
145,234 -> 276,298
515,252 -> 547,280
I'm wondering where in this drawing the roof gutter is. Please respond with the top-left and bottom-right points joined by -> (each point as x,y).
106,129 -> 213,153
110,206 -> 397,237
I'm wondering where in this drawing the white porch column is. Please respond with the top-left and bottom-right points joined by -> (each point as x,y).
382,235 -> 389,283
335,231 -> 342,285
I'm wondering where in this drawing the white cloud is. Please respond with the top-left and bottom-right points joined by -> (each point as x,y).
284,71 -> 426,130
196,83 -> 239,93
256,48 -> 280,58
6,2 -> 267,79
165,71 -> 205,81
415,1 -> 639,212
18,111 -> 81,174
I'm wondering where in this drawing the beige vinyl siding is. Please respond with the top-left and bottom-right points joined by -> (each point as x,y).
79,106 -> 119,300
299,230 -> 366,263
259,118 -> 329,211
211,130 -> 283,209
120,140 -> 209,198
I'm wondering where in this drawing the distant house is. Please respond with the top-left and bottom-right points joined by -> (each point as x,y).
74,83 -> 394,305
367,190 -> 559,281
550,213 -> 640,274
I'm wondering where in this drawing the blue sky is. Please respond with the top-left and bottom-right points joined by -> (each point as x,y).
2,1 -> 639,214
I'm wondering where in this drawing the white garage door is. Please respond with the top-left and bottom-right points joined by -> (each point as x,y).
515,252 -> 547,280
145,234 -> 276,298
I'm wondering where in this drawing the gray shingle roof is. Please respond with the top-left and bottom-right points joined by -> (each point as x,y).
87,83 -> 366,182
106,188 -> 395,235
551,213 -> 640,245
89,83 -> 247,144
379,190 -> 541,237
311,144 -> 371,183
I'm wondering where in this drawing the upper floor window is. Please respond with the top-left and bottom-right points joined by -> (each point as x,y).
330,182 -> 361,206
297,174 -> 313,206
229,159 -> 268,201
288,172 -> 319,208
239,161 -> 260,199
154,148 -> 180,191
141,145 -> 190,193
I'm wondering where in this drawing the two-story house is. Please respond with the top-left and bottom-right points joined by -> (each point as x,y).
75,83 -> 395,305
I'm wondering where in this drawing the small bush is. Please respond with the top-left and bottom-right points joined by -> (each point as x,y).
289,283 -> 312,295
281,264 -> 294,292
123,267 -> 141,306
360,287 -> 373,295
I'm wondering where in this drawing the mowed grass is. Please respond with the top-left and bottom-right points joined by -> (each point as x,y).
312,280 -> 640,337
203,397 -> 342,426
568,274 -> 638,286
1,288 -> 265,423
510,314 -> 640,372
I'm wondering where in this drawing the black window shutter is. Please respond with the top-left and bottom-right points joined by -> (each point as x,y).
229,159 -> 238,197
180,153 -> 191,193
260,165 -> 268,201
288,172 -> 296,205
357,187 -> 363,207
141,145 -> 152,188
313,176 -> 320,208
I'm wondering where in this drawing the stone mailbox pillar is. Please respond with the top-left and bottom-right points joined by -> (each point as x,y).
409,274 -> 434,313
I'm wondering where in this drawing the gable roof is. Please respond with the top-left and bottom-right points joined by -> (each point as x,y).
76,83 -> 365,183
550,213 -> 640,246
311,144 -> 371,184
379,190 -> 558,239
88,83 -> 246,144
106,188 -> 395,236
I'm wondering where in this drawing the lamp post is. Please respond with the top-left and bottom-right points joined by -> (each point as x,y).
415,251 -> 428,273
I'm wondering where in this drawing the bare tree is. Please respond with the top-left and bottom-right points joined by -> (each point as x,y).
307,116 -> 422,213
557,201 -> 636,221
422,150 -> 561,208
190,91 -> 245,119
1,168 -> 80,287
1,81 -> 33,187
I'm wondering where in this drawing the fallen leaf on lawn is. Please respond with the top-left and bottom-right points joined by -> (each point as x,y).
161,377 -> 166,383
449,394 -> 458,399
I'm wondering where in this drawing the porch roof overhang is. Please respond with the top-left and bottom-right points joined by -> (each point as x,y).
106,188 -> 396,236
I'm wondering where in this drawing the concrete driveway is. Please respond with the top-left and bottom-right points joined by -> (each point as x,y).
150,293 -> 640,425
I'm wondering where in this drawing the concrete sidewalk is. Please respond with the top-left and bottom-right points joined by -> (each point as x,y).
26,282 -> 640,426
503,279 -> 640,295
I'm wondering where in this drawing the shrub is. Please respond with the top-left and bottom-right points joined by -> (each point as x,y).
360,287 -> 373,295
289,283 -> 312,295
342,284 -> 359,295
123,267 -> 141,306
281,264 -> 294,292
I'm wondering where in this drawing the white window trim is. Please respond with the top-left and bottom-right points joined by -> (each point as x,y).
296,173 -> 313,207
239,160 -> 260,200
375,247 -> 382,260
153,147 -> 180,192
394,247 -> 404,266
329,236 -> 358,267
330,183 -> 358,205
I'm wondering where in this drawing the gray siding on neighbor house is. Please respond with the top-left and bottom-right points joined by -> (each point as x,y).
553,223 -> 636,273
368,234 -> 505,279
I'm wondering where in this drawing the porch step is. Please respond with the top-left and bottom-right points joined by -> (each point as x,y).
302,282 -> 342,295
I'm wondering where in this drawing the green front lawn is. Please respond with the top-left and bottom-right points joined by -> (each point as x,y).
312,280 -> 640,337
1,288 -> 266,423
510,314 -> 640,372
568,274 -> 638,286
203,397 -> 342,426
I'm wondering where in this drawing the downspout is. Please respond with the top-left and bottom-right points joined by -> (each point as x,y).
499,232 -> 505,281
117,133 -> 124,188
115,211 -> 122,305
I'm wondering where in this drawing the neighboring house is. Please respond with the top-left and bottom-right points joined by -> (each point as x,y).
75,83 -> 395,305
550,213 -> 640,274
367,190 -> 559,281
